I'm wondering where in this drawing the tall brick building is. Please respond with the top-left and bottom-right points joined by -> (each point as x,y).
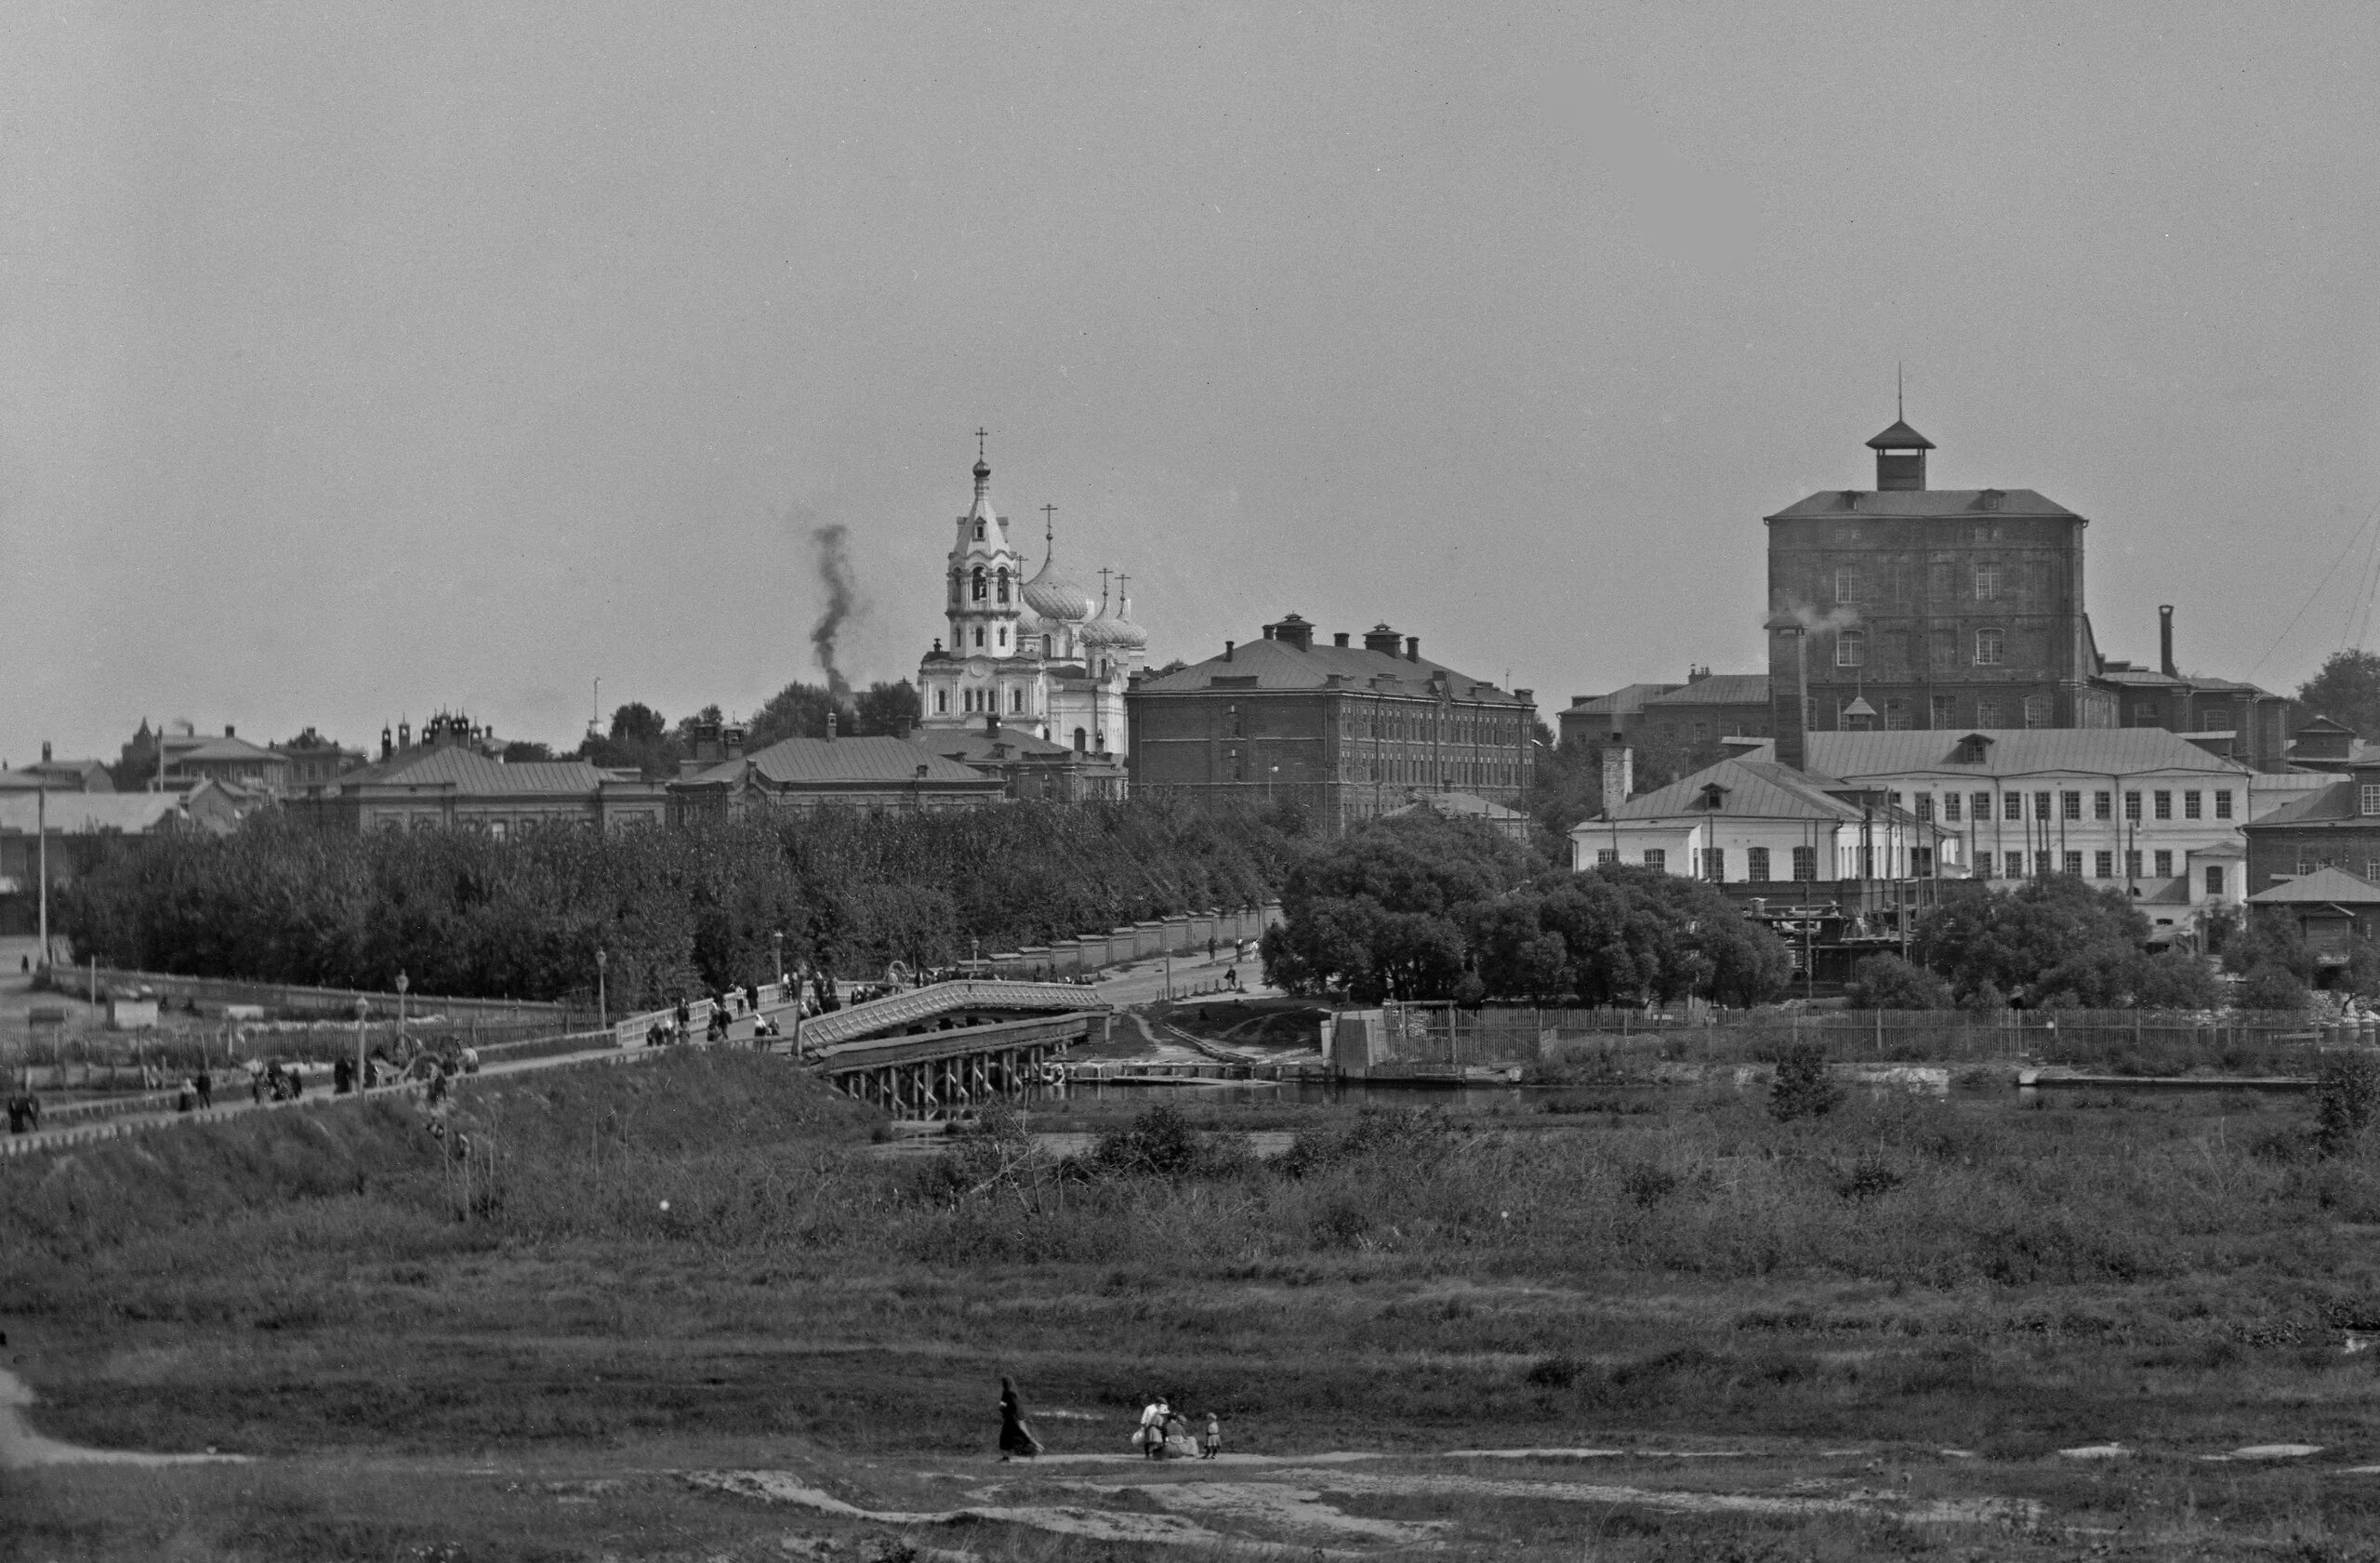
1767,420 -> 2114,768
1127,615 -> 1536,833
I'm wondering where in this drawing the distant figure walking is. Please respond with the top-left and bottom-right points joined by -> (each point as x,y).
998,1376 -> 1043,1460
195,1068 -> 212,1110
1138,1394 -> 1170,1460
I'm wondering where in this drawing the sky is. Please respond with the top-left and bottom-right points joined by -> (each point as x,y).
5,2 -> 2380,762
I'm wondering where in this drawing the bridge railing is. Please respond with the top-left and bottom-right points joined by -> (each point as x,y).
797,980 -> 1110,1050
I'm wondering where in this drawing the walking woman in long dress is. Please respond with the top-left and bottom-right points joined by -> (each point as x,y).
998,1376 -> 1043,1460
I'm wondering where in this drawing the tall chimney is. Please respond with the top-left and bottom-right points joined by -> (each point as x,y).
1768,622 -> 1810,772
2159,604 -> 2176,680
1601,743 -> 1633,809
41,741 -> 51,763
1223,641 -> 1235,662
1405,636 -> 1420,662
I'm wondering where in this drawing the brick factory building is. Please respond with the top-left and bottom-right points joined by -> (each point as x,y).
1127,614 -> 1536,834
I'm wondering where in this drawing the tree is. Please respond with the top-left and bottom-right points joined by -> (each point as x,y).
577,702 -> 681,780
1912,877 -> 2159,1008
1844,954 -> 1953,1010
499,740 -> 557,764
853,681 -> 923,737
746,682 -> 855,747
2297,649 -> 2380,739
2222,909 -> 2315,985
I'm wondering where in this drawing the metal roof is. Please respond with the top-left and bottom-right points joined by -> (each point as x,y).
0,793 -> 185,833
2249,866 -> 2380,906
1386,789 -> 1527,823
341,747 -> 615,795
1866,419 -> 1936,450
2244,781 -> 2358,828
1643,674 -> 1768,708
1563,682 -> 1682,716
1805,729 -> 2250,780
1134,635 -> 1526,703
693,736 -> 998,788
1766,488 -> 2079,521
1599,758 -> 1873,825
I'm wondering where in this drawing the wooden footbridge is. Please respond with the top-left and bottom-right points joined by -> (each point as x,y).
793,980 -> 1111,1119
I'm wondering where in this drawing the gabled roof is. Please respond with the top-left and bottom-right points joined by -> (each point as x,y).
0,759 -> 112,791
1596,758 -> 1874,826
1133,635 -> 1526,704
2249,866 -> 2380,906
917,724 -> 1077,763
682,735 -> 995,789
2245,780 -> 2360,828
1766,488 -> 2079,521
1806,728 -> 2251,779
1386,789 -> 1527,825
1642,674 -> 1768,708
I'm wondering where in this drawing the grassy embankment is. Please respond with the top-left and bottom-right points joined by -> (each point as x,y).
9,1049 -> 2380,1557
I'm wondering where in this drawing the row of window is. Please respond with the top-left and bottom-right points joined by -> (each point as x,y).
1597,845 -> 1821,881
1836,628 -> 2016,668
960,565 -> 1013,604
1834,564 -> 2025,605
1908,788 -> 2234,824
1977,850 -> 2222,892
1839,694 -> 2056,731
933,686 -> 1032,715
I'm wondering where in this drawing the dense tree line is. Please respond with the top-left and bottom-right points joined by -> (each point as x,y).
1259,815 -> 1792,1006
57,801 -> 1302,1009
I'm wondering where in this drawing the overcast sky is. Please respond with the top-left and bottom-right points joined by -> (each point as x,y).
6,3 -> 2379,762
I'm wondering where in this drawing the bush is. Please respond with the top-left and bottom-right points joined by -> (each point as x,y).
1768,1044 -> 1842,1122
2237,962 -> 2313,1013
1844,955 -> 1951,1010
2316,1052 -> 2380,1159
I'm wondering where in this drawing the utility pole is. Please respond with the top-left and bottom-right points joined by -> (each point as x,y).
35,783 -> 47,972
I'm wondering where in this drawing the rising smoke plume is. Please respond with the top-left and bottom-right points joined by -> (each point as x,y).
808,522 -> 858,704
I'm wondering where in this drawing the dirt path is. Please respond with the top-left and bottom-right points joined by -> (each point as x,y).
0,1365 -> 245,1468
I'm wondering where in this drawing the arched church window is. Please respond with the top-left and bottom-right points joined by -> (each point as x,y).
1011,688 -> 1023,712
972,566 -> 986,602
997,627 -> 1007,649
935,689 -> 947,714
973,626 -> 985,648
996,567 -> 1011,604
1073,726 -> 1087,753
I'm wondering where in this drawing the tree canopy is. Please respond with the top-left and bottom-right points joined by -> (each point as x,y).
1260,814 -> 1790,1006
1911,877 -> 2221,1010
2297,649 -> 2380,739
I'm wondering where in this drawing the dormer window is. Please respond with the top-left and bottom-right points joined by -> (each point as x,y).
974,521 -> 985,540
1699,783 -> 1729,811
1955,734 -> 1993,764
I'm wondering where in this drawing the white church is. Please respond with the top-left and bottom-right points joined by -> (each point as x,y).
915,443 -> 1147,763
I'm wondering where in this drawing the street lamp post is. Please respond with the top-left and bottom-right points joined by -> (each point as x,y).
34,784 -> 47,972
596,948 -> 609,1033
353,998 -> 369,1093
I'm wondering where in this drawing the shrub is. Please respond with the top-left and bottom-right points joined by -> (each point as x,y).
1768,1044 -> 1842,1121
1844,954 -> 1952,1011
2316,1051 -> 2380,1159
2237,962 -> 2314,1014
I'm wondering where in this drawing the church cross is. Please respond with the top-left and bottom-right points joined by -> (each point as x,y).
976,427 -> 989,460
1041,502 -> 1057,540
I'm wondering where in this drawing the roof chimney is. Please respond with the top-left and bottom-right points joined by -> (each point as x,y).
985,711 -> 998,736
1223,640 -> 1235,662
225,724 -> 235,737
825,709 -> 838,742
2160,604 -> 2176,680
723,724 -> 746,761
41,741 -> 52,763
1405,636 -> 1420,662
1333,632 -> 1349,647
1601,745 -> 1633,810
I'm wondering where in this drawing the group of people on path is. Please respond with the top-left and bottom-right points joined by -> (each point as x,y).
993,1379 -> 1222,1463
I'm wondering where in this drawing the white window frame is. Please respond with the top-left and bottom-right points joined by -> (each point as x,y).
1975,629 -> 2003,666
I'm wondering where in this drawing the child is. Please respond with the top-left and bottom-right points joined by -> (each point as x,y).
1203,1411 -> 1222,1459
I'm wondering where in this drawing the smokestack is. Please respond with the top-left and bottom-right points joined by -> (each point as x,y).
2160,604 -> 2176,680
1601,744 -> 1633,808
1769,623 -> 1810,772
225,724 -> 235,738
1405,637 -> 1420,662
1223,641 -> 1235,662
41,741 -> 51,763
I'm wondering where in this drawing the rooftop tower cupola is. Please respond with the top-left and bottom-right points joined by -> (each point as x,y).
1866,419 -> 1933,491
945,430 -> 1026,660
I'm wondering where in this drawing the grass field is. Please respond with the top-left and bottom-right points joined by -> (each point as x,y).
9,1047 -> 2380,1558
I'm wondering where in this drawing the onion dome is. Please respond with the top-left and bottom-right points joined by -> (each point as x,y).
1023,550 -> 1093,622
1078,583 -> 1130,647
1106,582 -> 1148,651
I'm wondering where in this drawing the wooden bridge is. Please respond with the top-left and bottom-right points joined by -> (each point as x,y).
796,980 -> 1111,1119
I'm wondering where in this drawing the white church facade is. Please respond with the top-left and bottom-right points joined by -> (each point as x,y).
915,445 -> 1146,766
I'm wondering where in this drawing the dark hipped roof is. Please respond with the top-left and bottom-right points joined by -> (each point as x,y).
1766,488 -> 2080,521
2246,780 -> 2360,828
1134,635 -> 1527,704
1866,419 -> 1936,450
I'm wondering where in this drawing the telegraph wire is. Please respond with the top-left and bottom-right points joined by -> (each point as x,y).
2248,491 -> 2380,678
